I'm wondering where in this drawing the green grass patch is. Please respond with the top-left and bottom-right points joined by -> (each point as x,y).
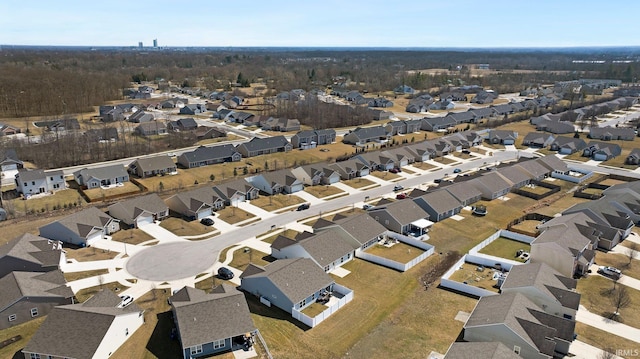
478,237 -> 531,262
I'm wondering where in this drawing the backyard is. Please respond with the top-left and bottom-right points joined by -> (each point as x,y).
5,188 -> 85,215
509,219 -> 541,236
448,262 -> 502,293
82,182 -> 142,202
365,241 -> 425,263
478,237 -> 531,263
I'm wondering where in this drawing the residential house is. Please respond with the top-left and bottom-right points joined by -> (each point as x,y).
169,118 -> 198,132
85,127 -> 119,142
535,120 -> 575,134
247,169 -> 303,195
536,155 -> 569,176
440,91 -> 466,102
531,213 -> 598,277
626,148 -> 640,165
420,116 -> 457,132
291,164 -> 340,186
431,139 -> 453,156
15,169 -> 66,196
127,155 -> 177,178
0,123 -> 20,136
0,148 -> 23,173
236,136 -> 292,157
271,226 -> 359,272
179,104 -> 206,115
368,200 -> 431,236
22,289 -> 145,359
443,182 -> 483,207
369,109 -> 394,120
463,292 -> 576,358
487,130 -> 518,145
323,214 -> 389,252
394,85 -> 415,94
108,193 -> 169,228
413,189 -> 463,222
589,126 -> 635,141
472,172 -> 513,200
491,103 -> 516,116
522,132 -> 554,148
428,100 -> 455,111
170,285 -> 256,359
402,143 -> 433,162
291,129 -> 336,149
166,187 -> 224,220
240,258 -> 342,322
195,126 -> 226,140
213,178 -> 259,206
381,148 -> 410,168
342,126 -> 391,145
516,159 -> 551,181
261,118 -> 301,132
134,121 -> 168,136
0,270 -> 73,330
329,159 -> 370,180
127,109 -> 154,123
496,165 -> 533,189
500,262 -> 580,320
471,91 -> 497,104
448,111 -> 477,125
39,206 -> 120,247
582,141 -> 622,161
470,107 -> 496,121
228,111 -> 255,124
549,136 -> 587,155
0,233 -> 66,278
177,144 -> 241,168
34,118 -> 81,132
445,342 -> 522,359
384,121 -> 406,135
73,164 -> 129,189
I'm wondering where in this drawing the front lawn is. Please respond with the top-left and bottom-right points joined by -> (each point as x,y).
595,250 -> 640,280
111,228 -> 155,245
478,237 -> 531,262
63,269 -> 109,282
229,249 -> 272,272
341,177 -> 378,189
64,246 -> 120,262
369,171 -> 401,181
431,157 -> 458,165
216,206 -> 258,224
249,194 -> 305,211
159,217 -> 215,236
577,275 -> 640,324
412,162 -> 439,171
575,322 -> 640,359
303,185 -> 345,199
74,282 -> 129,303
260,229 -> 301,244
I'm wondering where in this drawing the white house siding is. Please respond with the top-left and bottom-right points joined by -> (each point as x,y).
93,311 -> 144,359
195,208 -> 213,220
241,277 -> 294,314
85,230 -> 104,246
18,177 -> 48,195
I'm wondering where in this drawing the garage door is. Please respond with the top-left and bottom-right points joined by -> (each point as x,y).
230,197 -> 242,207
136,214 -> 154,227
196,208 -> 213,220
85,231 -> 103,246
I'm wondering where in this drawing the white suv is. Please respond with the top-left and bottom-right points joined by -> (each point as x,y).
599,266 -> 621,278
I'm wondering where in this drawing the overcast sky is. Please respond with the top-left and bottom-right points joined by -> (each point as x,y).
2,0 -> 639,48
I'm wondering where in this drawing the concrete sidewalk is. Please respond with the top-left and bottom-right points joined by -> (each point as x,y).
576,305 -> 640,344
294,190 -> 323,205
331,181 -> 361,195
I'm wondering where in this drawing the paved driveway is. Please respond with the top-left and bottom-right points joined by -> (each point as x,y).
577,305 -> 640,344
138,222 -> 185,243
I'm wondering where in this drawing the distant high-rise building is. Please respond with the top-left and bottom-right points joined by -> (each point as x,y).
138,42 -> 143,48
153,39 -> 157,48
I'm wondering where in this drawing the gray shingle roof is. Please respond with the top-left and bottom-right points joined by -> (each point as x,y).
443,182 -> 482,204
130,155 -> 175,173
75,164 -> 128,181
297,227 -> 360,267
171,285 -> 255,348
16,168 -> 64,182
0,270 -> 72,312
0,233 -> 63,270
241,258 -> 333,304
180,144 -> 239,163
445,342 -> 522,359
374,200 -> 430,225
107,193 -> 167,224
50,207 -> 116,238
238,136 -> 290,152
417,189 -> 463,213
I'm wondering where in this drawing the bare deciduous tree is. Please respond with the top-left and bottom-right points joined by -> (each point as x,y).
627,242 -> 638,267
611,286 -> 632,318
598,348 -> 616,359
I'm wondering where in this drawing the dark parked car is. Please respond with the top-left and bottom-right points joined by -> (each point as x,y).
453,168 -> 461,173
218,267 -> 234,280
297,203 -> 310,211
200,218 -> 214,226
389,167 -> 401,173
396,193 -> 407,199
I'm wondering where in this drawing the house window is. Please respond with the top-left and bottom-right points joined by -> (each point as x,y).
30,308 -> 38,317
324,265 -> 329,271
213,339 -> 225,349
29,354 -> 40,359
8,314 -> 16,322
31,181 -> 35,185
298,298 -> 307,308
190,345 -> 203,355
513,346 -> 521,355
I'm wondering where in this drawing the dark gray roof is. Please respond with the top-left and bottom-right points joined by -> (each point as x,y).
501,262 -> 580,310
171,285 -> 255,348
0,148 -> 21,164
0,233 -> 63,269
180,144 -> 238,163
370,200 -> 429,225
515,159 -> 549,179
473,172 -> 512,193
75,164 -> 128,181
443,182 -> 482,203
130,155 -> 175,173
261,169 -> 300,187
238,136 -> 290,152
45,207 -> 116,238
533,212 -> 595,255
0,270 -> 72,312
16,168 -> 64,182
445,342 -> 522,359
297,227 -> 360,267
536,155 -> 568,172
241,258 -> 333,304
214,178 -> 255,199
496,165 -> 532,185
271,235 -> 298,250
417,189 -> 463,213
23,289 -> 141,359
349,126 -> 388,140
107,193 -> 168,224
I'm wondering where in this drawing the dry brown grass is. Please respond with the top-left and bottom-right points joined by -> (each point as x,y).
0,316 -> 46,359
5,188 -> 85,215
64,246 -> 120,262
577,275 -> 640,324
111,228 -> 155,245
369,171 -> 401,181
82,182 -> 142,201
575,322 -> 638,359
341,177 -> 378,189
249,194 -> 304,211
431,157 -> 458,165
74,282 -> 128,303
365,242 -> 425,263
595,250 -> 640,280
260,229 -> 301,244
412,162 -> 439,171
63,269 -> 109,282
478,237 -> 531,262
0,212 -> 70,244
509,219 -> 541,235
216,206 -> 257,224
448,262 -> 501,293
303,185 -> 345,199
228,249 -> 271,272
159,217 -> 215,236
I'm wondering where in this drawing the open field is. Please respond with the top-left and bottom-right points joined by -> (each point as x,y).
111,228 -> 155,245
159,217 -> 214,236
249,194 -> 304,211
216,206 -> 257,224
302,185 -> 345,198
478,237 -> 531,262
64,246 -> 120,262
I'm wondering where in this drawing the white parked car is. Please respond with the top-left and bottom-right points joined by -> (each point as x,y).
599,266 -> 621,278
117,295 -> 134,308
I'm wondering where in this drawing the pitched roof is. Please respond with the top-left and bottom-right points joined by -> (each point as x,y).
238,136 -> 290,152
180,144 -> 238,163
445,342 -> 522,359
516,159 -> 550,179
371,200 -> 430,224
240,258 -> 333,304
16,168 -> 63,182
23,289 -> 141,359
0,270 -> 73,312
75,164 -> 128,181
261,169 -> 300,187
130,155 -> 175,173
170,285 -> 255,348
496,165 -> 532,185
0,233 -> 63,270
348,126 -> 388,140
296,227 -> 360,267
533,212 -> 596,255
417,189 -> 463,213
107,193 -> 167,223
501,262 -> 580,310
536,155 -> 568,172
473,171 -> 512,193
46,207 -> 116,238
